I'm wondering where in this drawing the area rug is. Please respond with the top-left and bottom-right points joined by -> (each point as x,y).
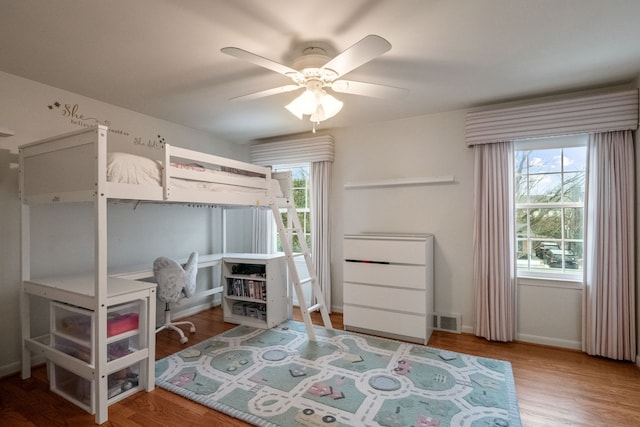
155,321 -> 522,427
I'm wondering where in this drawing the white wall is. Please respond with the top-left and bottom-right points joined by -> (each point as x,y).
330,111 -> 475,329
516,279 -> 582,348
0,71 -> 249,375
328,108 -> 588,349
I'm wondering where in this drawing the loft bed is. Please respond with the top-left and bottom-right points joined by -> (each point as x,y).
18,125 -> 293,424
20,125 -> 293,207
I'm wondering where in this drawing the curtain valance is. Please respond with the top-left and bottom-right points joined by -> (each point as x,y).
250,135 -> 334,165
465,89 -> 638,145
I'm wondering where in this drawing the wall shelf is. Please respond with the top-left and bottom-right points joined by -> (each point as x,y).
0,126 -> 15,137
344,175 -> 455,189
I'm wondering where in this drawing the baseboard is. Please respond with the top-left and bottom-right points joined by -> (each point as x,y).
456,327 -> 582,351
0,355 -> 46,379
516,332 -> 581,350
461,324 -> 474,334
171,301 -> 219,321
0,360 -> 22,379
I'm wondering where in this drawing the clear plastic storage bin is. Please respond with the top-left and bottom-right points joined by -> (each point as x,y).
51,363 -> 94,413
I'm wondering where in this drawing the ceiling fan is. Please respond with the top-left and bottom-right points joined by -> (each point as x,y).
221,35 -> 408,131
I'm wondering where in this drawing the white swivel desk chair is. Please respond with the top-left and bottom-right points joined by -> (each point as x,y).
153,252 -> 198,344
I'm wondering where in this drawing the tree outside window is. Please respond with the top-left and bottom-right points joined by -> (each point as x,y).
515,135 -> 586,278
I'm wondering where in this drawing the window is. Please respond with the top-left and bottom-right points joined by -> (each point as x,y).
515,134 -> 587,279
273,163 -> 311,253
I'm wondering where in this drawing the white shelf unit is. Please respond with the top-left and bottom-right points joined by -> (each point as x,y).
343,234 -> 434,344
34,299 -> 151,412
222,253 -> 288,329
22,275 -> 156,416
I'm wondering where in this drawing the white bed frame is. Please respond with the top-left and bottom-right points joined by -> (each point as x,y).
18,125 -> 293,424
20,125 -> 293,207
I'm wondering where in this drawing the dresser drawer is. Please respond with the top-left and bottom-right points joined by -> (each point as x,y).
344,283 -> 426,314
344,261 -> 425,289
344,305 -> 426,343
344,237 -> 427,265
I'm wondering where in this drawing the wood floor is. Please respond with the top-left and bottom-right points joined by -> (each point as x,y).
2,307 -> 639,426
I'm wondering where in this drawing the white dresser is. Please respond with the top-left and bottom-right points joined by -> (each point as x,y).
343,234 -> 434,344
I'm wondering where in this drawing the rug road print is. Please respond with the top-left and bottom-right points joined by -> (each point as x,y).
155,321 -> 521,427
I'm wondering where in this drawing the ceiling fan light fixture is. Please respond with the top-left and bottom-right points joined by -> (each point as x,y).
318,91 -> 343,120
284,101 -> 303,119
310,104 -> 324,123
285,89 -> 317,119
287,88 -> 343,123
223,35 -> 400,132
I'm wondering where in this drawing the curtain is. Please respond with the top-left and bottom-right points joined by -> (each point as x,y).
251,208 -> 274,254
311,161 -> 332,312
582,130 -> 636,361
473,141 -> 516,341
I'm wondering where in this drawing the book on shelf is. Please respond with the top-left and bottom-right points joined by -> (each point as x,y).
227,277 -> 267,300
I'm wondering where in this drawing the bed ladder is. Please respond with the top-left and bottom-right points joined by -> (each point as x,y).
271,204 -> 332,341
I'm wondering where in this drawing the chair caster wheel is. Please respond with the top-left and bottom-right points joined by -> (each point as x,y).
180,336 -> 188,344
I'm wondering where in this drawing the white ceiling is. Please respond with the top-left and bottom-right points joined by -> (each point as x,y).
2,0 -> 640,143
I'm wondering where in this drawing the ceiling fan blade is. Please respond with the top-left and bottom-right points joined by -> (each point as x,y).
331,80 -> 408,99
221,47 -> 301,78
229,84 -> 302,101
322,35 -> 392,78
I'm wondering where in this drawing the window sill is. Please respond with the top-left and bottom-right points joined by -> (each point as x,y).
517,275 -> 583,290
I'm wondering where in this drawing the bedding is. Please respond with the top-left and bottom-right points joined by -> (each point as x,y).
106,152 -> 162,185
106,152 -> 282,197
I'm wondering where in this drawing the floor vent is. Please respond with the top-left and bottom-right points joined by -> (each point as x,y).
433,313 -> 462,333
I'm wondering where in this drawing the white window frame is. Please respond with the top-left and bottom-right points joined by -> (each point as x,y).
514,134 -> 587,282
273,163 -> 312,254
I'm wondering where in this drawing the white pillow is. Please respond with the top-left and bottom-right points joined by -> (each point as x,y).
107,152 -> 162,185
